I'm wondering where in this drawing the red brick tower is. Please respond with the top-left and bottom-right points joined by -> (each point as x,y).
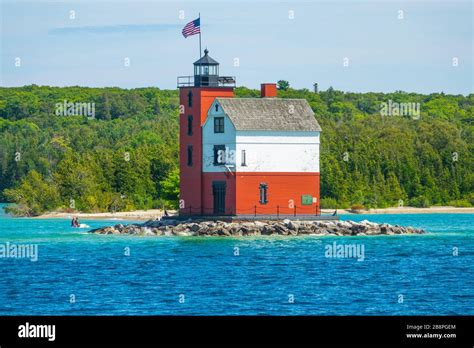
178,49 -> 235,215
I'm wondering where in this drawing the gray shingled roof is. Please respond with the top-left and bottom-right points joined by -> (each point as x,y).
216,98 -> 322,131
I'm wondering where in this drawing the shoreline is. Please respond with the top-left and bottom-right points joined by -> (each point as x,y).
28,206 -> 474,220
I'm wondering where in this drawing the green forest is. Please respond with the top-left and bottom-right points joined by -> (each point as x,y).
0,85 -> 473,216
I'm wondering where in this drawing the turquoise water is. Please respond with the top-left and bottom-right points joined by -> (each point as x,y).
0,204 -> 473,315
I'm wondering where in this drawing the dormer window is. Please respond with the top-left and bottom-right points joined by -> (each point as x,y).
215,104 -> 219,112
214,117 -> 224,133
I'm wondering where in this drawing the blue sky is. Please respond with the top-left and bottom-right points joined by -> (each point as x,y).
1,0 -> 472,94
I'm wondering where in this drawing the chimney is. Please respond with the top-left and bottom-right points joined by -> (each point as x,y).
260,83 -> 277,98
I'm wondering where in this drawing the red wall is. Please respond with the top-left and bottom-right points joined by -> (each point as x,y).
235,172 -> 320,215
179,87 -> 234,215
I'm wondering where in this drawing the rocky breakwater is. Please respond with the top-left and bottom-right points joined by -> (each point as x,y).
89,219 -> 425,237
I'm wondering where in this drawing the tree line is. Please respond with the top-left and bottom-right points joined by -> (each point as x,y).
0,84 -> 472,215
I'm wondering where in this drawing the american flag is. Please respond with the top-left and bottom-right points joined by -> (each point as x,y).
182,18 -> 200,38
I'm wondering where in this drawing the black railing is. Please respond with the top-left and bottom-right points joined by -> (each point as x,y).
179,205 -> 322,216
177,75 -> 236,88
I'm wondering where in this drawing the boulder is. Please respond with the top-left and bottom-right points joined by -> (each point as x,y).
287,220 -> 299,231
262,225 -> 275,235
274,223 -> 288,235
174,230 -> 192,237
189,223 -> 201,232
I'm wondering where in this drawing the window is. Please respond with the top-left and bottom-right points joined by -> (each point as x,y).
187,145 -> 193,166
187,115 -> 193,135
210,66 -> 218,75
241,150 -> 247,166
214,117 -> 224,133
259,183 -> 268,204
188,91 -> 193,107
213,145 -> 226,165
215,103 -> 219,112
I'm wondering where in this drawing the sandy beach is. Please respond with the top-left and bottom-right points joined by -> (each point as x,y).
32,206 -> 474,220
34,209 -> 170,220
341,206 -> 474,215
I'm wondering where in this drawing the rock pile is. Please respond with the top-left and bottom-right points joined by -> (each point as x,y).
89,219 -> 424,237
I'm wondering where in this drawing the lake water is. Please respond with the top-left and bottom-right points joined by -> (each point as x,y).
0,204 -> 472,315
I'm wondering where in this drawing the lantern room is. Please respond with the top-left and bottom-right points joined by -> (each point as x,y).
178,48 -> 235,88
193,48 -> 220,87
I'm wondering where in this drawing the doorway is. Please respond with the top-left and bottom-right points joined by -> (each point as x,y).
212,181 -> 226,214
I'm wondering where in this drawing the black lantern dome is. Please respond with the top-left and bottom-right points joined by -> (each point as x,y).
177,49 -> 236,88
193,49 -> 219,87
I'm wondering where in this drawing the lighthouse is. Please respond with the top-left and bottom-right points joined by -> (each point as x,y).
178,50 -> 321,216
177,49 -> 236,215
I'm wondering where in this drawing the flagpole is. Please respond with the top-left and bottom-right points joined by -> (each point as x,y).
199,13 -> 202,58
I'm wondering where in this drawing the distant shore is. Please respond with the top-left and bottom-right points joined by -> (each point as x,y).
343,206 -> 474,215
30,206 -> 474,220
